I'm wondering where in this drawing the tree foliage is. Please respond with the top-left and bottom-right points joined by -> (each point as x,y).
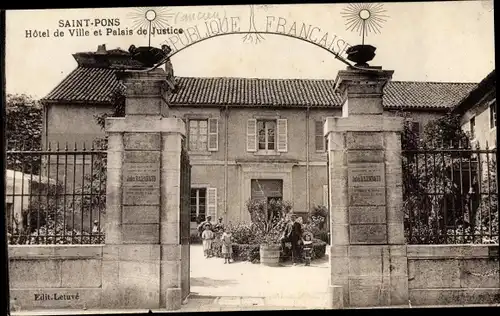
5,91 -> 123,244
94,88 -> 126,130
72,88 -> 126,223
6,94 -> 43,174
401,112 -> 497,244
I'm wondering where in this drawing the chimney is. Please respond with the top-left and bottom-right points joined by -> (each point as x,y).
96,44 -> 107,55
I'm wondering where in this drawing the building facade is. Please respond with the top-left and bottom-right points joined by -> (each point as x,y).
452,69 -> 496,149
41,46 -> 478,228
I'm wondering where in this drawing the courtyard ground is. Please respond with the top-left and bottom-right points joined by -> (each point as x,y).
182,244 -> 332,311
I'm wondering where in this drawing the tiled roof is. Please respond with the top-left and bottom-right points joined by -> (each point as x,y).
170,77 -> 344,107
383,81 -> 477,109
42,67 -> 478,109
43,68 -> 124,104
452,70 -> 496,114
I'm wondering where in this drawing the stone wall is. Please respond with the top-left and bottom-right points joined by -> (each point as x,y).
9,245 -> 104,311
408,244 -> 500,305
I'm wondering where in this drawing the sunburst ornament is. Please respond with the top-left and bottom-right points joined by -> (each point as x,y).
127,7 -> 175,46
341,3 -> 388,45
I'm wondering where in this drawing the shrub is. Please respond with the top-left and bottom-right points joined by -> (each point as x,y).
232,244 -> 262,263
304,207 -> 330,244
228,223 -> 258,244
280,239 -> 327,262
303,224 -> 330,244
190,232 -> 201,244
247,199 -> 292,245
210,223 -> 257,258
310,205 -> 328,230
211,239 -> 327,263
8,221 -> 105,245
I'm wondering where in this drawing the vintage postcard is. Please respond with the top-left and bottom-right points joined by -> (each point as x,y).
4,1 -> 497,313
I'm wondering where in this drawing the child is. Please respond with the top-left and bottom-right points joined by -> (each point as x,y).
201,224 -> 215,258
302,232 -> 314,266
220,228 -> 233,264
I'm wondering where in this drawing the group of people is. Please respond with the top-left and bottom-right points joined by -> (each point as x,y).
198,213 -> 314,266
198,216 -> 233,264
280,213 -> 314,266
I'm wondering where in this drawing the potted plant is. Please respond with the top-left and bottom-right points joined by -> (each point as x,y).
246,199 -> 292,266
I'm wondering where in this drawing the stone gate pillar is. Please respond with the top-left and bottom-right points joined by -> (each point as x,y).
325,67 -> 408,307
101,68 -> 188,310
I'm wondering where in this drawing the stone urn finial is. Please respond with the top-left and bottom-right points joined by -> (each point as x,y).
346,45 -> 376,67
129,45 -> 168,68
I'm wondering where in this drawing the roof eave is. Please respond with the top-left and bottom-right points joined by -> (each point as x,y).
451,70 -> 496,114
168,103 -> 342,109
40,99 -> 113,106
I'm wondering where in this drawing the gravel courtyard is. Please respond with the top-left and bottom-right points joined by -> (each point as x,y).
185,244 -> 332,310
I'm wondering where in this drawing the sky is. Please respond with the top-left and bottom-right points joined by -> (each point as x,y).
5,1 -> 495,99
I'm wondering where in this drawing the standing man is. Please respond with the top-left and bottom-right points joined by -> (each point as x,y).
214,217 -> 225,233
289,214 -> 303,265
280,213 -> 292,250
280,213 -> 303,265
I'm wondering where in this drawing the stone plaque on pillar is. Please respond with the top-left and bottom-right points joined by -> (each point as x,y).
122,151 -> 160,206
325,62 -> 408,307
102,66 -> 189,310
348,163 -> 385,187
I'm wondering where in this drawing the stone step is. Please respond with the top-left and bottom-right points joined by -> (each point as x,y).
182,294 -> 332,311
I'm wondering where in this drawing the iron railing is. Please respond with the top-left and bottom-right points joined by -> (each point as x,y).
402,142 -> 498,244
6,141 -> 107,245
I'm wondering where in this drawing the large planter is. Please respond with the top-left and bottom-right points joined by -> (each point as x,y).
259,243 -> 281,266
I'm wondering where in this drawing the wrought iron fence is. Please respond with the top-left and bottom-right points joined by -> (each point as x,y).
6,141 -> 107,245
402,142 -> 498,244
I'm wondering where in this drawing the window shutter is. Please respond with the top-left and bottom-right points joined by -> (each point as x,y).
322,184 -> 329,207
315,121 -> 325,151
247,119 -> 257,152
207,187 -> 217,220
208,118 -> 219,151
277,119 -> 288,152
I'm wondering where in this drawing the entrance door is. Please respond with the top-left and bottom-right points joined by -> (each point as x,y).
251,179 -> 283,220
251,179 -> 283,202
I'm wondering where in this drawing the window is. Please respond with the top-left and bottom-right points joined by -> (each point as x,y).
190,188 -> 206,223
258,120 -> 276,151
188,119 -> 219,152
490,101 -> 497,129
470,117 -> 476,139
247,118 -> 287,153
189,120 -> 208,151
315,120 -> 325,151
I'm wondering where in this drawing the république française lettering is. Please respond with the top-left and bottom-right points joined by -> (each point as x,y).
352,175 -> 381,182
161,15 -> 350,56
265,17 -> 350,55
126,175 -> 157,182
34,293 -> 80,301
